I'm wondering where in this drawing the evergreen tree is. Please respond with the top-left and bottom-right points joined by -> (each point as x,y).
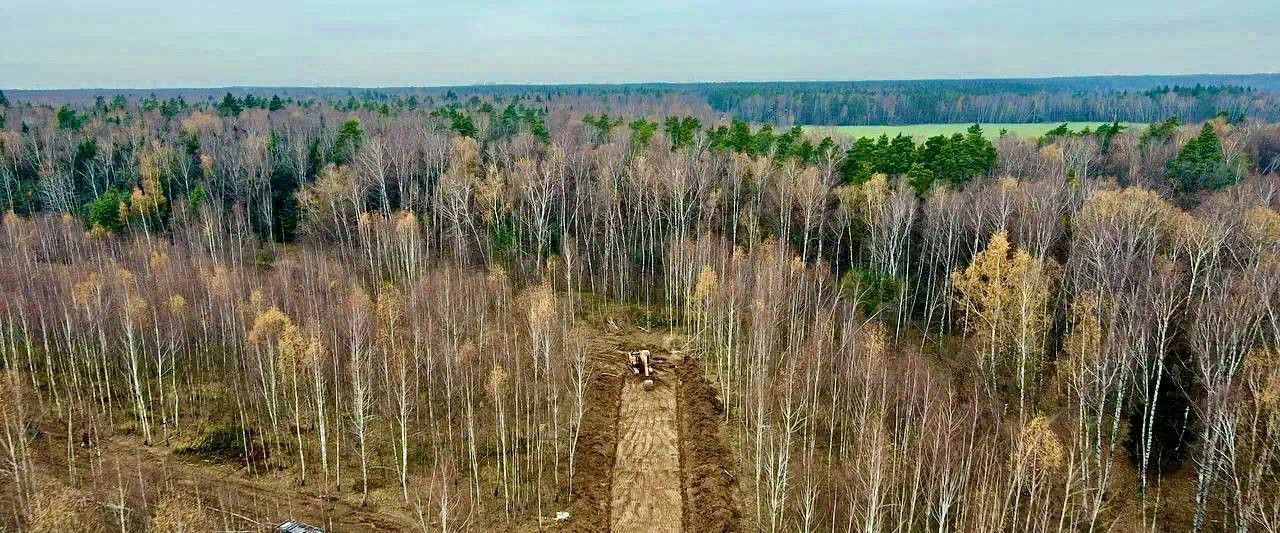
139,95 -> 158,113
791,138 -> 816,164
1141,117 -> 1180,146
56,105 -> 83,130
83,188 -> 130,233
524,108 -> 550,143
160,98 -> 183,119
838,128 -> 996,188
628,118 -> 658,151
749,123 -> 773,156
841,137 -> 878,184
449,112 -> 478,139
663,116 -> 701,150
1168,123 -> 1230,192
493,104 -> 519,139
963,124 -> 997,176
907,163 -> 936,195
583,113 -> 623,145
334,119 -> 365,164
268,95 -> 285,111
0,89 -> 8,108
217,93 -> 242,117
815,136 -> 838,162
772,126 -> 802,159
727,119 -> 753,153
72,139 -> 98,197
1043,123 -> 1072,139
914,126 -> 995,186
1096,121 -> 1126,153
879,134 -> 917,175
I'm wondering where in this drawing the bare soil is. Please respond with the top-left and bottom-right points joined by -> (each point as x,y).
676,354 -> 742,533
566,313 -> 740,533
560,308 -> 673,532
610,363 -> 682,533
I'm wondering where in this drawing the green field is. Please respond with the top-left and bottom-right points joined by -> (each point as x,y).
807,122 -> 1145,141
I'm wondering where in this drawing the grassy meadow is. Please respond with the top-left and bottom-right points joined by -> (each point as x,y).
807,122 -> 1146,141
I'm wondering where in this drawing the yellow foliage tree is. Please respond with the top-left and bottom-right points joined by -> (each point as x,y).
1015,416 -> 1065,486
953,230 -> 1053,417
132,144 -> 170,219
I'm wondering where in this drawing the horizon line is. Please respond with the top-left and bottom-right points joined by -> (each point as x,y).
6,71 -> 1280,93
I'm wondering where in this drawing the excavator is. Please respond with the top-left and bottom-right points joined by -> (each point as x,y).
624,349 -> 657,391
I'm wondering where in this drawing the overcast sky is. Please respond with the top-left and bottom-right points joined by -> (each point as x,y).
3,0 -> 1277,89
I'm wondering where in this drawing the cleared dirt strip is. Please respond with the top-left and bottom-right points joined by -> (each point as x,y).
610,368 -> 683,533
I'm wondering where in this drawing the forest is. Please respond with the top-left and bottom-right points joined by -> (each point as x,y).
697,78 -> 1280,126
2,84 -> 1280,532
11,73 -> 1280,128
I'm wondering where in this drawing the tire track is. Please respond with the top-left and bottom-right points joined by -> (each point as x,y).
610,366 -> 683,533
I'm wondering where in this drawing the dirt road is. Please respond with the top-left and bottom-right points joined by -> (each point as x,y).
609,367 -> 683,533
566,308 -> 740,533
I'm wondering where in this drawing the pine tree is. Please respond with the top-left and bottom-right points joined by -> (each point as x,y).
842,136 -> 877,184
55,105 -> 82,130
628,118 -> 658,151
906,163 -> 935,195
1168,122 -> 1226,192
963,124 -> 997,177
216,92 -> 242,117
663,115 -> 701,150
450,112 -> 478,138
333,119 -> 365,163
583,113 -> 622,145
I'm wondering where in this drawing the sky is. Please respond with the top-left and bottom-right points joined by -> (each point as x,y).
3,0 -> 1278,89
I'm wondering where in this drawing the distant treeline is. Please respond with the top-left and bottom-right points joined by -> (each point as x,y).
7,73 -> 1280,126
702,81 -> 1277,125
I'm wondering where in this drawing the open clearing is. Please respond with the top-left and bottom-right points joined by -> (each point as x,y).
563,306 -> 741,533
610,361 -> 682,533
807,121 -> 1146,141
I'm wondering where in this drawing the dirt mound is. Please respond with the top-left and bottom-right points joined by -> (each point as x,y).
677,355 -> 742,533
562,363 -> 623,532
